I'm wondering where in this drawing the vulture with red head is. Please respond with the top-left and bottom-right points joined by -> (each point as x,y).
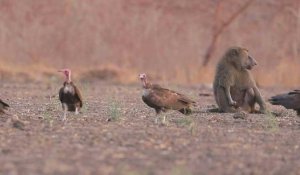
139,73 -> 196,115
0,99 -> 9,114
269,90 -> 300,115
58,69 -> 83,120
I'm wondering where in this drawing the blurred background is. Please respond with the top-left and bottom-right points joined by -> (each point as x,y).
0,0 -> 299,87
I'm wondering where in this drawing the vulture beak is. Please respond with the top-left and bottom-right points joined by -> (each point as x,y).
58,69 -> 70,74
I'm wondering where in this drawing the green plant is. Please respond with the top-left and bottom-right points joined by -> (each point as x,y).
175,116 -> 197,135
264,111 -> 279,132
42,108 -> 54,127
171,166 -> 192,175
175,117 -> 193,127
107,100 -> 122,121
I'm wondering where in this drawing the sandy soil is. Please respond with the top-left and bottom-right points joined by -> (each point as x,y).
0,81 -> 300,175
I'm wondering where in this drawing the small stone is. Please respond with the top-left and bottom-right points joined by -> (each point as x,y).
233,112 -> 248,119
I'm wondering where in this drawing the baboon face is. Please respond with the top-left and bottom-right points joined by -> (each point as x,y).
227,47 -> 257,70
242,51 -> 257,70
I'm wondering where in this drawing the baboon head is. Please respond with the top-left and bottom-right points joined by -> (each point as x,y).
225,47 -> 257,70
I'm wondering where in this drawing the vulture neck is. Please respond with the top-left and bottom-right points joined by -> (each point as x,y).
142,79 -> 152,89
65,73 -> 72,83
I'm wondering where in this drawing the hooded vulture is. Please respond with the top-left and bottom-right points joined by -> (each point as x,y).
269,90 -> 300,115
139,73 -> 196,115
58,69 -> 83,120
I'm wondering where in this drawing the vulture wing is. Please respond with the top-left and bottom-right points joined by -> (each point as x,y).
59,82 -> 83,108
269,90 -> 300,113
73,83 -> 83,107
150,86 -> 195,110
0,99 -> 9,113
0,99 -> 9,108
59,87 -> 64,103
288,90 -> 300,95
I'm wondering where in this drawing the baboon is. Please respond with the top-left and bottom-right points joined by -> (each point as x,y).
213,47 -> 267,113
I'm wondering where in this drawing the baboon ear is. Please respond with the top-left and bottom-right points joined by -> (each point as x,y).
230,48 -> 239,56
226,48 -> 243,70
227,48 -> 239,63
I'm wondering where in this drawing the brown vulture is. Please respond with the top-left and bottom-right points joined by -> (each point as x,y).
0,99 -> 9,114
139,73 -> 196,115
58,69 -> 83,120
269,90 -> 300,115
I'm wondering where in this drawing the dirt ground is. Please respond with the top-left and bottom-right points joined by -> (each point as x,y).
0,81 -> 300,175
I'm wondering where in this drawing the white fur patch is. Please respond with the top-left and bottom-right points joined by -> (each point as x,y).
64,85 -> 74,94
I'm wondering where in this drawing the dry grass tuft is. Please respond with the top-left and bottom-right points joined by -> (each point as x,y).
1,60 -> 300,88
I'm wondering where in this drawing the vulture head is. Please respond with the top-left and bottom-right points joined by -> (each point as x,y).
139,73 -> 149,88
58,69 -> 72,82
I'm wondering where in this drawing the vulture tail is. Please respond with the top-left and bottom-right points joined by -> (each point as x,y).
1,101 -> 9,108
178,96 -> 196,106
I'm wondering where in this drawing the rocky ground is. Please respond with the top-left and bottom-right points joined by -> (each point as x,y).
0,81 -> 299,175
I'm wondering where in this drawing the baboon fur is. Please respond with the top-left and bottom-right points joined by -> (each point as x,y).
213,47 -> 267,113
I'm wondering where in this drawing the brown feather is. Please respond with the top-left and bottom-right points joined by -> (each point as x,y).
73,83 -> 83,107
0,99 -> 9,114
269,90 -> 300,115
59,81 -> 83,111
142,83 -> 195,114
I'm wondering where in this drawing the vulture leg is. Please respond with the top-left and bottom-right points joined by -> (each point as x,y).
154,116 -> 160,124
62,103 -> 67,121
179,108 -> 192,115
75,107 -> 79,115
155,108 -> 162,114
154,114 -> 167,125
162,115 -> 166,124
154,108 -> 168,125
154,108 -> 162,124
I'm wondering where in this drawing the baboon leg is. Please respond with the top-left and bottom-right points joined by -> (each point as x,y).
216,88 -> 237,113
213,88 -> 219,108
225,86 -> 237,106
242,88 -> 256,113
253,87 -> 267,113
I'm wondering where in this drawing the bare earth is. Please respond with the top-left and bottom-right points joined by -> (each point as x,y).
0,81 -> 300,175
